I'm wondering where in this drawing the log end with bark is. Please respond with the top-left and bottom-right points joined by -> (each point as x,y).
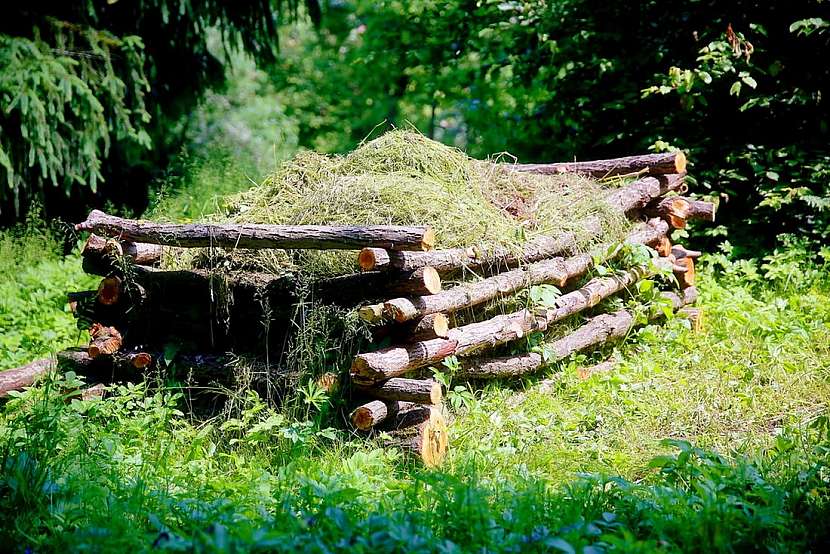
379,405 -> 448,467
88,324 -> 123,358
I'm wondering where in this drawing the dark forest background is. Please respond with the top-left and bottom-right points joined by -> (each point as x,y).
2,1 -> 828,256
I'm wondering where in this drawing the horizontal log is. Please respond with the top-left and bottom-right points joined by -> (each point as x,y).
88,324 -> 123,358
0,358 -> 55,398
512,151 -> 686,178
350,399 -> 414,431
361,174 -> 684,273
76,209 -> 435,252
383,218 -> 670,323
83,234 -> 164,268
355,377 -> 442,404
671,245 -> 702,260
354,262 -> 665,382
458,287 -> 698,379
371,313 -> 451,342
645,196 -> 716,229
384,267 -> 442,296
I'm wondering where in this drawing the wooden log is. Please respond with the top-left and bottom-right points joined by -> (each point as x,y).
577,360 -> 617,380
371,313 -> 451,341
383,219 -> 669,323
384,267 -> 442,296
83,234 -> 164,267
675,257 -> 696,289
512,151 -> 686,178
656,235 -> 672,257
378,405 -> 448,467
363,174 -> 684,273
76,209 -> 435,251
458,287 -> 698,379
358,248 -> 391,271
358,303 -> 385,324
88,324 -> 123,358
350,399 -> 415,431
355,377 -> 442,404
0,358 -> 55,398
352,338 -> 459,384
671,245 -> 702,260
645,196 -> 716,229
355,262 -> 663,382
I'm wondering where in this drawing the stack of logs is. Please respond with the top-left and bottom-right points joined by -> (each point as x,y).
0,151 -> 713,468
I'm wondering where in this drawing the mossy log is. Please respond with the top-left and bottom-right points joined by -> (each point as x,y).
354,377 -> 442,404
359,174 -> 684,273
381,219 -> 669,324
76,209 -> 435,251
512,151 -> 686,178
353,262 -> 663,382
457,287 -> 698,379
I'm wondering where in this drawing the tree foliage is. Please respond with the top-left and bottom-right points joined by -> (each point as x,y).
274,0 -> 830,251
0,1 -> 316,220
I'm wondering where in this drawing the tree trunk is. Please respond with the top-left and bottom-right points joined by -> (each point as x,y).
458,287 -> 697,379
511,151 -> 686,178
371,313 -> 451,342
383,219 -> 669,323
358,175 -> 684,273
76,209 -> 435,251
354,377 -> 442,404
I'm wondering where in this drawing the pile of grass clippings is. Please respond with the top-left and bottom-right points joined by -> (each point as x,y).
171,130 -> 630,278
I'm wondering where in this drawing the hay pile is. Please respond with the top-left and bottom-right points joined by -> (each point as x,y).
172,130 -> 631,278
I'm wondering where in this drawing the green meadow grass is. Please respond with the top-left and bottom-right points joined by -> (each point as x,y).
0,226 -> 828,551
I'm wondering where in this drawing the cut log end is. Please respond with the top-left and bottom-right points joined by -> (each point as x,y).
413,407 -> 448,467
358,303 -> 385,324
351,400 -> 388,431
674,151 -> 687,174
421,228 -> 436,251
656,236 -> 672,257
675,257 -> 696,289
422,267 -> 442,295
358,248 -> 389,271
88,324 -> 123,358
131,352 -> 153,369
97,276 -> 122,306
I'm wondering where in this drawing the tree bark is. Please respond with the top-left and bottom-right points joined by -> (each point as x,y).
83,234 -> 164,272
671,245 -> 702,260
511,151 -> 686,178
384,267 -> 442,296
359,174 -> 684,273
645,196 -> 716,229
354,377 -> 442,404
350,399 -> 415,431
351,338 -> 459,383
354,262 -> 664,383
371,313 -> 451,342
76,209 -> 436,251
0,358 -> 55,397
383,219 -> 669,323
458,287 -> 698,379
